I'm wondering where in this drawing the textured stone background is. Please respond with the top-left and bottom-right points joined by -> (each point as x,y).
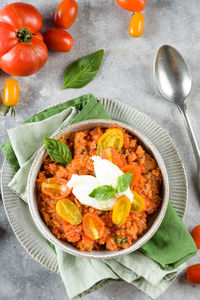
0,0 -> 200,299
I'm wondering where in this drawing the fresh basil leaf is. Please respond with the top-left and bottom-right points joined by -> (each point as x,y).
61,49 -> 104,89
116,173 -> 132,193
89,185 -> 116,200
44,136 -> 72,165
119,237 -> 128,245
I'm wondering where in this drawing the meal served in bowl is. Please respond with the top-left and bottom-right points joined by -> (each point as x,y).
35,123 -> 163,252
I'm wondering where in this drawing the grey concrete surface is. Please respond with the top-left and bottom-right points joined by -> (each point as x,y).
1,0 -> 200,299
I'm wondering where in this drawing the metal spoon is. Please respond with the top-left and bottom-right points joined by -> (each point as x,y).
154,45 -> 200,190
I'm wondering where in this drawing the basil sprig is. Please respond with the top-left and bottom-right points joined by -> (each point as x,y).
44,136 -> 72,166
89,185 -> 116,200
116,173 -> 132,193
61,49 -> 104,89
89,173 -> 132,201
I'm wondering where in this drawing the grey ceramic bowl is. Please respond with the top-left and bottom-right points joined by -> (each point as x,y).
27,119 -> 169,259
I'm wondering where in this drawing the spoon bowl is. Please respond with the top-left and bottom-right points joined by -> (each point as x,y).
154,45 -> 192,107
154,45 -> 200,191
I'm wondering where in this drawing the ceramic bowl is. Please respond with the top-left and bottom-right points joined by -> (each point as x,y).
27,119 -> 169,259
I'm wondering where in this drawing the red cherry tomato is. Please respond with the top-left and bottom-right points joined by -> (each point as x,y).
129,12 -> 144,38
122,165 -> 142,187
82,213 -> 105,240
44,28 -> 73,52
41,177 -> 71,200
187,264 -> 200,284
0,2 -> 48,76
115,0 -> 146,12
191,225 -> 200,249
100,147 -> 124,169
54,0 -> 78,29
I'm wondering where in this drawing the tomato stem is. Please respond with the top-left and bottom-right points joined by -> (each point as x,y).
17,27 -> 35,43
3,105 -> 15,117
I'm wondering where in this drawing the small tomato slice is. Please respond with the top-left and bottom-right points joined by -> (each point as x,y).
41,177 -> 71,200
112,195 -> 131,226
131,190 -> 145,213
56,198 -> 82,225
187,264 -> 200,284
122,165 -> 142,187
129,12 -> 144,38
100,147 -> 123,168
82,213 -> 105,240
191,225 -> 200,249
97,128 -> 124,155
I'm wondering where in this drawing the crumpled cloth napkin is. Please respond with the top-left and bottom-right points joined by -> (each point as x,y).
2,94 -> 197,299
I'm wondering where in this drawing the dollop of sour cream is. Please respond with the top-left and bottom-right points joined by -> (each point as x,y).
67,156 -> 133,210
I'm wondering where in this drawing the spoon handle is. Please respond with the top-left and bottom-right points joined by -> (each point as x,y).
180,103 -> 200,180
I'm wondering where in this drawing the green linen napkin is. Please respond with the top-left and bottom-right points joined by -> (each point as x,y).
2,94 -> 197,299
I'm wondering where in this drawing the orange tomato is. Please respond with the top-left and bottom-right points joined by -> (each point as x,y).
131,190 -> 145,213
187,264 -> 200,284
97,128 -> 124,155
3,78 -> 19,116
41,177 -> 71,200
112,195 -> 131,226
191,225 -> 200,249
122,165 -> 142,187
100,147 -> 123,168
82,213 -> 105,240
56,198 -> 82,225
129,12 -> 144,38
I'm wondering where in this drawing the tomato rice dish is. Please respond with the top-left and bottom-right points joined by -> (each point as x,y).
36,126 -> 162,252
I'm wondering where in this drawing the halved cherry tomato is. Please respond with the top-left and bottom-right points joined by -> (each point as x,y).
131,190 -> 145,213
3,78 -> 19,116
129,12 -> 144,38
122,165 -> 142,187
97,128 -> 124,155
115,0 -> 146,12
112,195 -> 131,226
44,28 -> 73,52
191,225 -> 200,249
56,198 -> 82,225
54,0 -> 78,29
41,177 -> 71,200
187,264 -> 200,284
100,147 -> 123,168
82,213 -> 105,240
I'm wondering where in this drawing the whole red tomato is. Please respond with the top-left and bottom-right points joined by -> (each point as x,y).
54,0 -> 78,29
115,0 -> 146,12
44,28 -> 74,52
0,2 -> 48,76
187,264 -> 200,284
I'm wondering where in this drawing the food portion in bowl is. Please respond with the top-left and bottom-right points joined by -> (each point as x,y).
36,126 -> 162,252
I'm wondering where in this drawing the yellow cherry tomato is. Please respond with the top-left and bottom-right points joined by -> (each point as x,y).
41,177 -> 71,200
131,190 -> 145,213
129,12 -> 144,38
82,213 -> 105,240
3,78 -> 19,116
97,128 -> 124,155
56,198 -> 82,225
112,195 -> 131,226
